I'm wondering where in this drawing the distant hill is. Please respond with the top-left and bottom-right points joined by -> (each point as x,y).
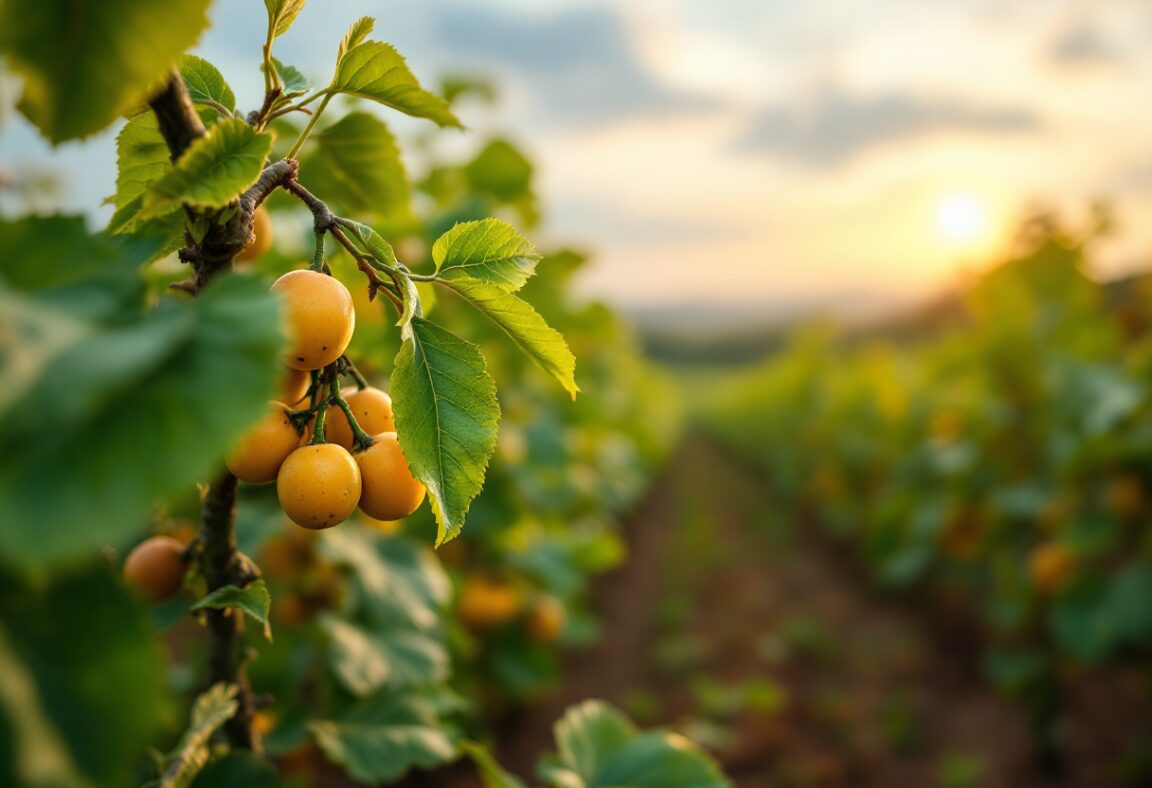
635,271 -> 1152,367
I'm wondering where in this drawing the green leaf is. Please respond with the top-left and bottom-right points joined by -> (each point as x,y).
338,17 -> 376,63
180,55 -> 237,113
440,276 -> 578,398
395,269 -> 423,328
159,683 -> 239,788
339,219 -> 399,268
0,275 -> 284,567
320,616 -> 449,696
0,0 -> 211,143
191,580 -> 273,641
391,318 -> 500,544
0,215 -> 149,320
308,695 -> 457,783
109,112 -> 178,235
331,41 -> 461,128
460,741 -> 528,788
264,0 -> 308,39
189,752 -> 281,788
142,119 -> 273,218
0,564 -> 173,787
433,219 -> 541,291
550,701 -> 730,788
464,139 -> 534,203
268,57 -> 309,95
300,111 -> 411,222
320,529 -> 450,631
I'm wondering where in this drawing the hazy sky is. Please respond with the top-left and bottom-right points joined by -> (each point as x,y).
3,0 -> 1151,312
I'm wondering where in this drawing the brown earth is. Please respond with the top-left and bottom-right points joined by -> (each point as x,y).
482,431 -> 1152,788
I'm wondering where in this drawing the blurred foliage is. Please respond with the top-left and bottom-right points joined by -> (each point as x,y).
703,211 -> 1152,751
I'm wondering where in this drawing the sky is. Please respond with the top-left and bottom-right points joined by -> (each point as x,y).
3,0 -> 1152,315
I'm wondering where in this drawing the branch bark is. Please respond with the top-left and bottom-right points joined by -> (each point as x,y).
146,69 -> 269,754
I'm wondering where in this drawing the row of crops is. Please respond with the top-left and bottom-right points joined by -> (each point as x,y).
703,216 -> 1152,770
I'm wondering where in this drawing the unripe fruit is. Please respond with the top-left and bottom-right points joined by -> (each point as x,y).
226,402 -> 301,484
237,205 -> 273,262
525,595 -> 567,643
1029,543 -> 1078,596
280,367 -> 311,406
271,269 -> 355,371
458,576 -> 520,631
326,387 -> 395,450
123,536 -> 188,602
277,443 -> 362,529
355,432 -> 426,521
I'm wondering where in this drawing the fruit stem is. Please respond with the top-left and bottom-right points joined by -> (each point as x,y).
334,391 -> 375,453
310,230 -> 326,271
343,358 -> 370,390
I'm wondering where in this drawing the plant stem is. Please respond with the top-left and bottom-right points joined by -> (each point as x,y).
146,70 -> 263,754
285,93 -> 332,160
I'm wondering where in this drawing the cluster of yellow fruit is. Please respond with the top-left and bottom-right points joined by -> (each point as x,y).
227,267 -> 426,529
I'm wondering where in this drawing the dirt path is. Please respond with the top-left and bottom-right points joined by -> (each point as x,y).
493,431 -> 1148,787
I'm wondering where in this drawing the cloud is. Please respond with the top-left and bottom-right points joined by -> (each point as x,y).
734,88 -> 1042,166
434,5 -> 715,128
1050,24 -> 1123,66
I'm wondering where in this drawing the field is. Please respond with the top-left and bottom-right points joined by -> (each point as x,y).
2,2 -> 1151,787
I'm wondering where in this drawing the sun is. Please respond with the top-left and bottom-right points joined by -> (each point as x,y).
935,193 -> 989,245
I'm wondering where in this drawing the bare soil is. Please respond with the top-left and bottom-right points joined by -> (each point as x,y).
488,431 -> 1152,788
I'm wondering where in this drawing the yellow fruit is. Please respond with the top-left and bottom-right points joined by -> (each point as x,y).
280,367 -> 312,406
355,432 -> 426,521
458,576 -> 521,631
123,536 -> 188,602
525,595 -> 567,643
226,402 -> 301,484
271,269 -> 355,371
277,443 -> 362,529
1029,543 -> 1078,596
1104,474 -> 1145,521
326,387 -> 395,449
236,205 -> 273,263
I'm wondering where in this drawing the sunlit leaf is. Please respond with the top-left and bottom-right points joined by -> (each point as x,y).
191,580 -> 273,641
331,41 -> 461,128
391,318 -> 500,544
264,0 -> 307,39
433,219 -> 540,292
337,17 -> 375,63
441,276 -> 577,398
301,112 -> 410,223
142,119 -> 273,217
180,55 -> 236,113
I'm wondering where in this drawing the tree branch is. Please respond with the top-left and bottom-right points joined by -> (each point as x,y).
146,69 -> 264,754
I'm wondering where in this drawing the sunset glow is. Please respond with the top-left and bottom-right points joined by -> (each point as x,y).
935,193 -> 990,246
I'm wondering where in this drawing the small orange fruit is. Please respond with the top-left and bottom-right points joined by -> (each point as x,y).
236,205 -> 273,263
271,269 -> 355,371
277,443 -> 362,529
355,432 -> 425,521
123,536 -> 189,602
226,402 -> 301,484
326,387 -> 395,449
